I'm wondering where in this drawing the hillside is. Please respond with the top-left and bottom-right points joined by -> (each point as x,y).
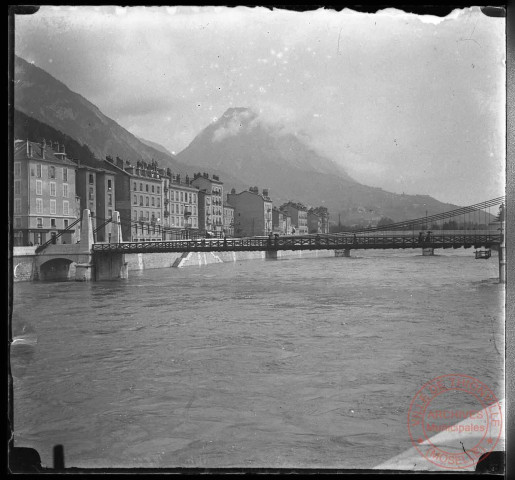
14,55 -> 183,171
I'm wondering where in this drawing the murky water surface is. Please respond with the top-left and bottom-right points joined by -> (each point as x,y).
11,249 -> 504,468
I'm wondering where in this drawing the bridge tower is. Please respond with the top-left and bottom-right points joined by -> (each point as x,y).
75,209 -> 95,281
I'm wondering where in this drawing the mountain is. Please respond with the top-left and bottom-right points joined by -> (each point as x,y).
13,55 -> 459,224
176,107 -> 459,222
136,136 -> 174,157
14,55 -> 185,172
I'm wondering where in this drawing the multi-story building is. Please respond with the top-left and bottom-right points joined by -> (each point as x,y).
307,210 -> 322,234
309,206 -> 329,233
74,160 -> 116,242
13,139 -> 78,246
191,172 -> 224,234
227,186 -> 273,237
280,201 -> 308,235
272,207 -> 285,234
223,202 -> 235,237
162,172 -> 199,239
103,156 -> 164,241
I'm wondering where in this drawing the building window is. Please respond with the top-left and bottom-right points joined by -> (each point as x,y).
49,182 -> 56,196
89,173 -> 94,184
36,198 -> 43,213
151,197 -> 155,207
108,194 -> 113,206
63,168 -> 68,181
14,162 -> 21,177
140,183 -> 143,191
146,211 -> 150,220
14,217 -> 22,228
50,200 -> 56,214
133,210 -> 138,221
14,180 -> 21,195
157,198 -> 161,208
139,195 -> 143,206
146,197 -> 149,207
36,164 -> 42,178
37,217 -> 43,228
89,187 -> 94,201
146,184 -> 149,192
63,201 -> 69,215
14,198 -> 21,214
64,219 -> 69,228
108,179 -> 112,191
152,185 -> 155,193
180,192 -> 184,202
133,194 -> 137,205
48,166 -> 56,179
157,186 -> 160,194
108,209 -> 113,218
51,218 -> 56,228
63,183 -> 68,198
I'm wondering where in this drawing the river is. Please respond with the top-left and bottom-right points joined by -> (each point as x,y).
11,248 -> 504,469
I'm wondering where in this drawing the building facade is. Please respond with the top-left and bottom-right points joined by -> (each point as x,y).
227,187 -> 273,237
14,140 -> 78,246
191,173 -> 224,234
75,163 -> 116,242
163,172 -> 199,239
223,202 -> 235,237
272,207 -> 286,234
310,206 -> 329,234
280,201 -> 308,235
103,156 -> 164,242
307,211 -> 322,234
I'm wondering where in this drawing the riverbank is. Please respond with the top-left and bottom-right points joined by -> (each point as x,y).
12,247 -> 334,281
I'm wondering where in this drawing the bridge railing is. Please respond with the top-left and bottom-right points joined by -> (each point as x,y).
91,233 -> 501,254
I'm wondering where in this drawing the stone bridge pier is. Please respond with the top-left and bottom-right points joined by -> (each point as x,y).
34,210 -> 128,282
90,210 -> 128,281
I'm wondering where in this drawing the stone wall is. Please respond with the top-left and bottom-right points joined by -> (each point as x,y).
13,247 -> 334,281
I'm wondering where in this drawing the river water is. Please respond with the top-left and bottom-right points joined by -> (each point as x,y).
11,249 -> 504,469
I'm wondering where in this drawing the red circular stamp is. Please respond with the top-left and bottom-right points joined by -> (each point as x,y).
408,374 -> 503,470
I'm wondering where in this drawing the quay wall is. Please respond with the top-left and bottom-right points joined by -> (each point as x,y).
12,247 -> 333,281
126,248 -> 332,271
12,247 -> 38,281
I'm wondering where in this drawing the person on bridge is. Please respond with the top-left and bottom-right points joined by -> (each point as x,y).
353,234 -> 357,244
274,233 -> 279,246
418,231 -> 424,243
425,231 -> 432,242
268,231 -> 273,246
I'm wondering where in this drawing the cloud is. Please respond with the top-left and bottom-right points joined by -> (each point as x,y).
212,109 -> 255,142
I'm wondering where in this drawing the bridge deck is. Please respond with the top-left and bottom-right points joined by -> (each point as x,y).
92,234 -> 501,255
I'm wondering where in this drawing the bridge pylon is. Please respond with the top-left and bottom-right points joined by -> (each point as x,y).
110,211 -> 123,244
75,209 -> 95,281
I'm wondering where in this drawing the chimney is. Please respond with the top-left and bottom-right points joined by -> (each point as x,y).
231,188 -> 236,194
27,140 -> 33,157
116,156 -> 124,169
59,143 -> 65,154
262,188 -> 269,197
40,142 -> 46,159
185,174 -> 190,184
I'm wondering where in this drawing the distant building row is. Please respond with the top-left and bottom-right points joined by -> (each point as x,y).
13,139 -> 329,245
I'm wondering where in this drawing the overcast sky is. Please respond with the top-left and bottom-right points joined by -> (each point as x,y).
15,6 -> 505,205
